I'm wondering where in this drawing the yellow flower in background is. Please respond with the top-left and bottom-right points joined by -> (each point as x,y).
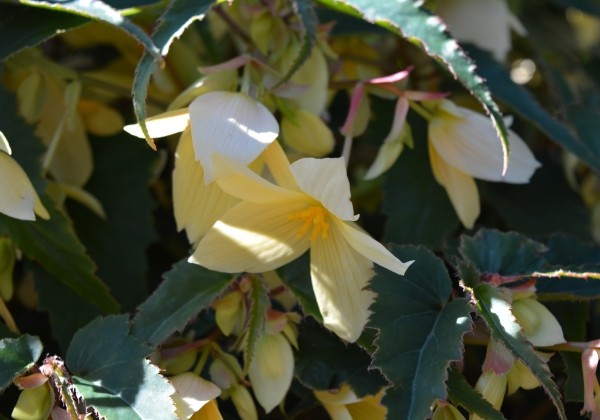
0,132 -> 49,221
190,151 -> 412,342
436,0 -> 526,62
427,100 -> 540,228
314,384 -> 387,420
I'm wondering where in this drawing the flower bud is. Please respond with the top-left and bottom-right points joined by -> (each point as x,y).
511,298 -> 565,346
474,370 -> 507,411
11,382 -> 54,420
214,290 -> 246,336
16,72 -> 45,124
431,402 -> 465,420
281,109 -> 334,157
230,384 -> 258,420
78,100 -> 124,137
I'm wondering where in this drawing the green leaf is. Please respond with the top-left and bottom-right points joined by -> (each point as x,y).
277,252 -> 321,320
0,87 -> 118,314
0,3 -> 87,61
19,0 -> 160,60
463,46 -> 600,174
369,245 -> 472,419
316,0 -> 511,171
242,275 -> 270,373
294,318 -> 387,397
0,335 -> 43,391
472,283 -> 566,420
459,229 -> 547,277
68,133 -> 158,311
132,0 -> 216,147
67,315 -> 177,420
561,351 -> 584,402
546,0 -> 600,16
132,259 -> 232,346
446,368 -> 505,420
382,119 -> 459,248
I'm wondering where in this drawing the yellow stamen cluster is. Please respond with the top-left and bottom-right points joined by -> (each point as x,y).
289,206 -> 330,241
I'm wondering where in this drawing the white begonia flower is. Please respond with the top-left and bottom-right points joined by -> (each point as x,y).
0,132 -> 49,221
428,100 -> 541,228
436,0 -> 526,62
170,373 -> 221,419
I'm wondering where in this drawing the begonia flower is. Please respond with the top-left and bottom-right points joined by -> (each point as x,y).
314,384 -> 387,420
190,152 -> 412,342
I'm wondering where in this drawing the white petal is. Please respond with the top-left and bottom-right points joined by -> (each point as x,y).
335,220 -> 413,275
188,92 -> 279,183
248,334 -> 294,413
429,142 -> 480,229
0,131 -> 11,155
190,200 -> 311,273
173,131 -> 239,245
123,108 -> 189,139
290,158 -> 357,221
310,222 -> 376,342
171,373 -> 221,419
0,153 -> 43,221
430,103 -> 540,183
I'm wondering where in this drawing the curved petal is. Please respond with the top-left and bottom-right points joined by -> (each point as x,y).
123,108 -> 189,139
310,222 -> 376,342
364,140 -> 404,180
0,131 -> 11,154
190,200 -> 311,273
173,131 -> 239,245
335,220 -> 413,275
429,104 -> 540,183
512,298 -> 566,346
188,92 -> 279,183
429,141 -> 480,229
290,158 -> 357,221
171,373 -> 221,419
248,334 -> 294,413
0,153 -> 46,221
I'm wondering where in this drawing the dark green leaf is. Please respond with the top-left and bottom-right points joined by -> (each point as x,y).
546,0 -> 600,16
277,252 -> 321,320
370,246 -> 472,419
242,274 -> 270,373
561,351 -> 584,402
69,134 -> 158,311
295,318 -> 387,397
382,121 -> 460,249
102,0 -> 162,8
132,259 -> 232,346
0,87 -> 118,314
446,368 -> 505,420
472,283 -> 566,420
132,0 -> 215,146
0,3 -> 87,61
459,229 -> 547,276
67,315 -> 176,420
316,0 -> 511,170
0,335 -> 43,391
19,0 -> 160,60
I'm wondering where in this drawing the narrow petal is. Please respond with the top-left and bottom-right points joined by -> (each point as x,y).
582,348 -> 599,414
364,140 -> 404,180
191,200 -> 311,273
0,153 -> 42,221
123,108 -> 189,139
0,131 -> 11,154
429,141 -> 480,229
335,219 -> 413,275
290,158 -> 357,221
173,131 -> 239,245
310,222 -> 376,342
248,334 -> 294,413
188,92 -> 279,183
212,154 -> 304,203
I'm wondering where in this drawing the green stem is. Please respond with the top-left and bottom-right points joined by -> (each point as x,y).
409,100 -> 434,121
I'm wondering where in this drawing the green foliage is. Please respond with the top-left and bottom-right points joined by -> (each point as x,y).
446,368 -> 505,420
0,335 -> 42,391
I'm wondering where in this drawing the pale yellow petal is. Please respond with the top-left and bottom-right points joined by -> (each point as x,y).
123,108 -> 189,139
188,92 -> 279,183
248,334 -> 294,413
173,131 -> 239,245
511,298 -> 566,347
290,158 -> 357,221
212,154 -> 303,203
190,399 -> 223,420
230,385 -> 258,420
190,200 -> 311,273
364,140 -> 404,180
283,46 -> 329,115
310,222 -> 375,342
57,183 -> 106,219
281,110 -> 334,157
335,220 -> 413,275
346,393 -> 387,420
0,131 -> 11,154
429,142 -> 480,229
507,359 -> 540,395
0,153 -> 44,221
314,385 -> 360,406
474,370 -> 507,411
171,373 -> 221,419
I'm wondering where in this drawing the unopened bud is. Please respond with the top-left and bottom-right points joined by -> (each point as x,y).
281,109 -> 334,157
11,382 -> 54,420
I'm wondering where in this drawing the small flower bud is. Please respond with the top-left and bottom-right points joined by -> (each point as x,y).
11,382 -> 54,420
281,109 -> 334,157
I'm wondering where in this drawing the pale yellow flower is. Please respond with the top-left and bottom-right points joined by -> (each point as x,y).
190,151 -> 412,342
171,373 -> 221,420
281,108 -> 335,157
0,132 -> 49,221
436,0 -> 526,62
314,384 -> 387,420
472,370 -> 507,420
428,100 -> 540,228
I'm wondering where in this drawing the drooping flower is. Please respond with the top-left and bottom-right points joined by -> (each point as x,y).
427,100 -> 541,228
0,132 -> 49,221
436,0 -> 526,62
190,149 -> 413,342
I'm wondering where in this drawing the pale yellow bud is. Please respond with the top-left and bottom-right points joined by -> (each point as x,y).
432,402 -> 466,420
214,290 -> 245,336
511,298 -> 565,346
474,370 -> 507,411
161,348 -> 198,376
251,11 -> 275,55
11,382 -> 54,420
78,100 -> 124,137
16,72 -> 45,124
230,385 -> 258,420
281,109 -> 334,157
0,237 -> 16,301
209,353 -> 243,390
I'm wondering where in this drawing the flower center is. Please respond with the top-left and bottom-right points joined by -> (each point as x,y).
289,206 -> 330,241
